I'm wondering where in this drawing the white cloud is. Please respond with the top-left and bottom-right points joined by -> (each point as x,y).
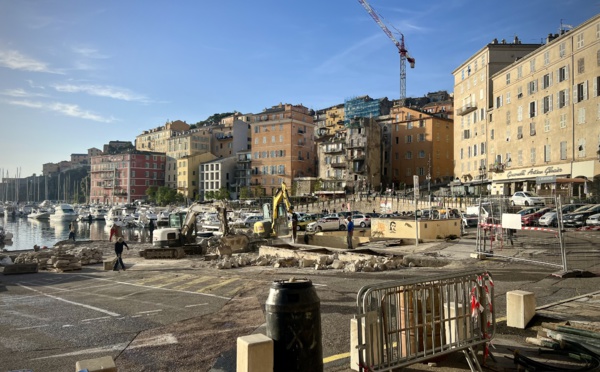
53,83 -> 151,103
8,99 -> 115,123
0,88 -> 47,98
0,49 -> 63,74
71,46 -> 109,59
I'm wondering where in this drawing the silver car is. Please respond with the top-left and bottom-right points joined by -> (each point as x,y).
586,213 -> 600,226
306,216 -> 347,232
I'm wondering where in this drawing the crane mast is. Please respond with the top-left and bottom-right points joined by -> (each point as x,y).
357,0 -> 415,100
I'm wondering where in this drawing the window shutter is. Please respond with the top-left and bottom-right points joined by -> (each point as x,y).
549,72 -> 553,86
565,88 -> 569,105
584,80 -> 588,100
573,85 -> 578,103
549,96 -> 553,111
566,65 -> 569,80
594,78 -> 598,98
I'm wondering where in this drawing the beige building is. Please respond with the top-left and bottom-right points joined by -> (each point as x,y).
219,112 -> 252,127
388,106 -> 454,189
488,14 -> 600,197
452,37 -> 541,194
135,120 -> 190,153
250,103 -> 316,196
176,152 -> 217,200
165,128 -> 212,189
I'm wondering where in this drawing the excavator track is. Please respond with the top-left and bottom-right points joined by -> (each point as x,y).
142,247 -> 186,259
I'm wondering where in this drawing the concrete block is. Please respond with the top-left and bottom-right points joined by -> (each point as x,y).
507,290 -> 536,329
237,334 -> 273,372
103,259 -> 116,270
75,355 -> 117,372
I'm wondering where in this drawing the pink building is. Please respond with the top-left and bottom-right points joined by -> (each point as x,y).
90,151 -> 165,205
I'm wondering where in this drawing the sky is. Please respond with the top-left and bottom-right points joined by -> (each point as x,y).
1,0 -> 599,177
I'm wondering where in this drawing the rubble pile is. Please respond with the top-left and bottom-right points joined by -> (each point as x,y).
63,247 -> 104,265
13,246 -> 104,271
213,252 -> 406,272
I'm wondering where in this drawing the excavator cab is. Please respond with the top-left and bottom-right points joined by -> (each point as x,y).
253,182 -> 292,238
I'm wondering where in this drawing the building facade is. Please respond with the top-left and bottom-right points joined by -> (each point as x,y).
250,103 -> 316,196
199,156 -> 237,200
211,120 -> 252,159
452,37 -> 541,194
165,128 -> 212,189
90,151 -> 165,205
176,152 -> 217,201
135,120 -> 190,153
488,15 -> 600,197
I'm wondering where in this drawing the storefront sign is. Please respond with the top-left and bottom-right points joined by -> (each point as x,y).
536,175 -> 557,184
505,166 -> 564,180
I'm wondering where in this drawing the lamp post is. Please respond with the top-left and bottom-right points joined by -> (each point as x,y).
426,173 -> 432,218
478,165 -> 487,197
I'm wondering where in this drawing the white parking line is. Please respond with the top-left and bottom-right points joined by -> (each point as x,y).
137,309 -> 162,314
15,324 -> 49,330
81,316 -> 112,322
184,303 -> 208,308
18,284 -> 121,317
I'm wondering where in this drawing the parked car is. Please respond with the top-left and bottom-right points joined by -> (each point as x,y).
365,212 -> 380,218
461,213 -> 479,228
511,191 -> 545,206
539,204 -> 587,227
585,213 -> 600,226
288,215 -> 317,231
306,216 -> 347,232
352,214 -> 371,227
563,204 -> 600,227
516,206 -> 543,216
521,207 -> 553,226
231,215 -> 264,228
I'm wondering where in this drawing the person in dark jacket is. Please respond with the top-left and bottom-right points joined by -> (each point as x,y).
148,219 -> 155,241
113,237 -> 129,271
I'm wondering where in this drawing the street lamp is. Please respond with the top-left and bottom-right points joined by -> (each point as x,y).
478,165 -> 487,196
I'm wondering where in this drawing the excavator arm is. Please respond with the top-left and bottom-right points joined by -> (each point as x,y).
180,203 -> 206,243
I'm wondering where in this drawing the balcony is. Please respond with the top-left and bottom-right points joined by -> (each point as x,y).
489,163 -> 505,173
457,102 -> 477,116
324,146 -> 344,154
346,143 -> 365,149
351,154 -> 366,161
114,190 -> 128,196
330,162 -> 346,168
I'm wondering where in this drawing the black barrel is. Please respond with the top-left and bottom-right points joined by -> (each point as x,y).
266,278 -> 323,372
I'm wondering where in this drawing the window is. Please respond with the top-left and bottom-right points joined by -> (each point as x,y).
529,101 -> 537,118
406,151 -> 412,159
406,135 -> 413,143
596,76 -> 600,96
528,80 -> 538,94
544,51 -> 550,66
418,167 -> 425,176
506,73 -> 510,85
578,139 -> 586,157
530,58 -> 536,73
496,95 -> 503,108
518,150 -> 523,166
575,81 -> 588,102
544,118 -> 550,132
506,92 -> 511,104
578,107 -> 586,124
262,136 -> 266,144
517,86 -> 523,99
418,150 -> 425,158
279,135 -> 283,142
577,33 -> 584,49
530,148 -> 536,164
517,66 -> 522,78
542,73 -> 551,89
558,66 -> 568,82
543,95 -> 552,113
419,120 -> 425,128
530,122 -> 536,136
473,144 -> 478,156
578,58 -> 585,74
517,126 -> 523,139
490,129 -> 494,140
560,141 -> 567,160
544,145 -> 551,162
407,122 -> 413,129
559,42 -> 566,57
506,110 -> 511,124
597,50 -> 600,66
558,89 -> 569,108
560,113 -> 567,128
271,135 -> 275,143
462,130 -> 470,139
418,133 -> 425,142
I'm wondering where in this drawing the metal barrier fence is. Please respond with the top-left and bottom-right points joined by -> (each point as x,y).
475,196 -> 567,270
355,270 -> 495,372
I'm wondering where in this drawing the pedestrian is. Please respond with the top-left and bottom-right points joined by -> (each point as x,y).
346,216 -> 354,249
109,224 -> 117,242
113,237 -> 129,271
148,219 -> 155,241
291,212 -> 298,243
68,221 -> 76,241
88,214 -> 93,224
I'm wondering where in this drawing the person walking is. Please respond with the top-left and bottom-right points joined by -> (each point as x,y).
68,222 -> 76,241
113,237 -> 129,271
109,224 -> 117,242
291,212 -> 298,243
148,219 -> 155,242
346,216 -> 354,249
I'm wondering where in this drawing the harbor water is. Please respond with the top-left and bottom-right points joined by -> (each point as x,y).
1,216 -> 153,251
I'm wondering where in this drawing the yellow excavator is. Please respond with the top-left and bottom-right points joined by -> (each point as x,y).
253,182 -> 294,238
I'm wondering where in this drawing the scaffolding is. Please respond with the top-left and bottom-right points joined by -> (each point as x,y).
344,96 -> 384,126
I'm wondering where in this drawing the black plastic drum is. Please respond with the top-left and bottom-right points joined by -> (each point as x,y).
265,278 -> 323,372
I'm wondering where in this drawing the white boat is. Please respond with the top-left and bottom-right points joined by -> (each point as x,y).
28,209 -> 51,220
90,206 -> 108,220
0,226 -> 13,242
49,204 -> 79,222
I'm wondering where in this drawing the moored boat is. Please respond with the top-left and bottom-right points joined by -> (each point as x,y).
49,204 -> 79,222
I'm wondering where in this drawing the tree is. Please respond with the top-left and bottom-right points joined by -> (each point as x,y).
146,186 -> 158,203
204,191 -> 215,201
313,178 -> 323,193
215,187 -> 230,200
239,186 -> 250,199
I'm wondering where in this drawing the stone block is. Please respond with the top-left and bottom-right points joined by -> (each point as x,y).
103,259 -> 116,270
237,334 -> 273,372
75,355 -> 117,372
507,290 -> 536,329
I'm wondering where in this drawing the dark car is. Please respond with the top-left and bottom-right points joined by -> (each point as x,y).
562,204 -> 600,227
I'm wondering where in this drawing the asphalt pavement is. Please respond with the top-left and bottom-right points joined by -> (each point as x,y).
1,237 -> 600,372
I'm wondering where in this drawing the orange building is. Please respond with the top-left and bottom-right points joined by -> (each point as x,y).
389,106 -> 454,189
250,103 -> 316,196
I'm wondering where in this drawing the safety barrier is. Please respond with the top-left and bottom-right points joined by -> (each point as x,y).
355,270 -> 495,372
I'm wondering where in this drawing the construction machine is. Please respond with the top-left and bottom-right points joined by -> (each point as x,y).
253,182 -> 294,238
152,203 -> 209,248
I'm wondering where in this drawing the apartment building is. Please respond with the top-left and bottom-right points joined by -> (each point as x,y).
165,128 -> 212,188
199,156 -> 237,200
388,106 -> 454,189
250,103 -> 316,196
89,151 -> 165,205
219,112 -> 252,127
488,14 -> 600,197
176,152 -> 217,201
211,120 -> 252,159
135,120 -> 190,153
452,37 -> 541,194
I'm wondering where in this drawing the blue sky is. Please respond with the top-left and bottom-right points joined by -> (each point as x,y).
1,0 -> 599,177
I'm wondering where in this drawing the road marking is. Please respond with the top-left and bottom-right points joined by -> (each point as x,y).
18,284 -> 121,317
152,274 -> 198,288
15,324 -> 49,330
137,309 -> 162,314
82,276 -> 231,300
33,342 -> 129,359
185,303 -> 208,308
171,275 -> 213,291
81,316 -> 112,322
197,278 -> 239,293
323,352 -> 350,364
129,333 -> 178,349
